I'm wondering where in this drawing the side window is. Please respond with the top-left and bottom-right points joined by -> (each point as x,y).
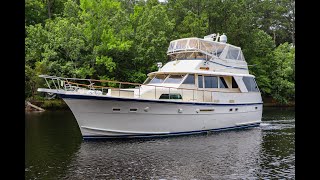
219,77 -> 228,88
204,76 -> 218,88
183,74 -> 195,84
226,46 -> 240,60
252,78 -> 259,92
232,77 -> 238,88
198,75 -> 203,88
243,77 -> 259,92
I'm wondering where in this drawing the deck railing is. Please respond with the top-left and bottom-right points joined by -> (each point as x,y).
39,75 -> 236,102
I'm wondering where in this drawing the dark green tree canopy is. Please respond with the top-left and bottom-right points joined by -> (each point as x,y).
25,0 -> 295,104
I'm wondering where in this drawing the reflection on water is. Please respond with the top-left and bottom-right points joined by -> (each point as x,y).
25,107 -> 295,179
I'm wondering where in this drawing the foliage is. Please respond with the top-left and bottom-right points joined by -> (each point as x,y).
25,0 -> 295,104
269,43 -> 295,104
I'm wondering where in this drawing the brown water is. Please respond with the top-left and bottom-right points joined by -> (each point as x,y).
25,107 -> 295,179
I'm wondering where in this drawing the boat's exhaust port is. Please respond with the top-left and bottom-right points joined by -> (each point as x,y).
235,108 -> 238,111
112,108 -> 121,112
178,108 -> 183,113
229,108 -> 233,112
130,108 -> 138,112
255,107 -> 258,109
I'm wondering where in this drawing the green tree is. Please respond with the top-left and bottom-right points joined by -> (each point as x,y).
245,29 -> 275,96
25,0 -> 47,25
25,0 -> 295,104
134,4 -> 175,82
269,43 -> 295,104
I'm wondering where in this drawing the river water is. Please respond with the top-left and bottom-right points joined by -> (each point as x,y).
25,107 -> 295,179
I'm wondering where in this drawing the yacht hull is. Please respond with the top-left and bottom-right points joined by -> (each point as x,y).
60,94 -> 262,139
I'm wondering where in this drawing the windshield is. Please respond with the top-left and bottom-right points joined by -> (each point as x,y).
149,74 -> 168,84
143,77 -> 152,84
164,74 -> 185,84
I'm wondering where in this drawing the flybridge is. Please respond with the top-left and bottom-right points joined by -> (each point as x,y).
167,33 -> 245,62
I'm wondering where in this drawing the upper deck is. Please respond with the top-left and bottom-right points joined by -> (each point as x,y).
159,34 -> 250,75
167,34 -> 245,62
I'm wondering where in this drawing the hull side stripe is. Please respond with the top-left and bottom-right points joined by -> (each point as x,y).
81,126 -> 169,134
82,122 -> 260,139
59,94 -> 262,106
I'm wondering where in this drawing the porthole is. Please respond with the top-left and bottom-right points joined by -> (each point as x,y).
229,108 -> 233,112
199,109 -> 214,112
112,108 -> 120,112
130,108 -> 138,112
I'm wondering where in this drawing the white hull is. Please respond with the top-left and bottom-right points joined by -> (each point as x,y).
61,94 -> 262,138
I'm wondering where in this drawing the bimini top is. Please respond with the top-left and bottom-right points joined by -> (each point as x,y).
167,34 -> 245,62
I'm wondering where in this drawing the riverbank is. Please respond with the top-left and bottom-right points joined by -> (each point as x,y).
26,99 -> 69,111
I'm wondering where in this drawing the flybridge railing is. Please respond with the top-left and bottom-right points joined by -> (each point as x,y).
39,75 -> 235,102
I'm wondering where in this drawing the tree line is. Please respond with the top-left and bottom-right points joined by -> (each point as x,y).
25,0 -> 295,104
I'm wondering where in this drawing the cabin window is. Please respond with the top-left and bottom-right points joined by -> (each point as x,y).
164,74 -> 185,84
198,75 -> 203,88
219,77 -> 228,88
183,74 -> 195,84
159,93 -> 182,99
149,74 -> 168,84
243,77 -> 259,92
232,77 -> 238,88
226,46 -> 240,60
204,76 -> 218,88
112,108 -> 121,112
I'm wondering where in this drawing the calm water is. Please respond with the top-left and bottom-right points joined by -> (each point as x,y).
25,107 -> 295,179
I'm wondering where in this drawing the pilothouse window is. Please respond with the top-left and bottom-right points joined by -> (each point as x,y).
243,77 -> 259,92
183,74 -> 195,84
219,77 -> 228,88
232,77 -> 238,88
204,76 -> 218,88
198,75 -> 203,88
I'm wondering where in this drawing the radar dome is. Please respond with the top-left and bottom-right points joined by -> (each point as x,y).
220,34 -> 227,43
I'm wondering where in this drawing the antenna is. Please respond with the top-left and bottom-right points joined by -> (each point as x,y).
157,62 -> 162,71
215,33 -> 220,42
